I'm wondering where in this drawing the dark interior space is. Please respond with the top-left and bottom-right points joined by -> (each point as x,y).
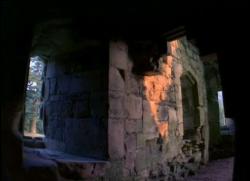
1,1 -> 249,180
181,74 -> 199,140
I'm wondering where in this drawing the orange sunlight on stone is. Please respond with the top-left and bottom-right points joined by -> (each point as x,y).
143,54 -> 174,138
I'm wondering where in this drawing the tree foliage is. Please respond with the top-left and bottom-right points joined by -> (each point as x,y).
24,56 -> 44,135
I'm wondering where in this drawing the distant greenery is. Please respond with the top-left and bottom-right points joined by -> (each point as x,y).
24,57 -> 44,135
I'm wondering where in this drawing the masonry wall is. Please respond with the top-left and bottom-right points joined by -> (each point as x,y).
106,37 -> 209,180
42,52 -> 108,159
21,19 -> 209,180
33,21 -> 110,159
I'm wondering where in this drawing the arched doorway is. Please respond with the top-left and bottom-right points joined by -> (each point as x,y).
180,73 -> 200,140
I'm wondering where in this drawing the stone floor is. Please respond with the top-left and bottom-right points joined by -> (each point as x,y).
185,157 -> 234,181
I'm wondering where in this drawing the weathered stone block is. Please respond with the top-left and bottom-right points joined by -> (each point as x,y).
110,41 -> 128,70
109,67 -> 125,91
45,99 -> 72,118
109,91 -> 127,118
162,55 -> 173,65
142,100 -> 158,138
127,95 -> 142,119
49,78 -> 57,95
57,76 -> 71,95
145,139 -> 160,160
168,40 -> 179,58
178,122 -> 184,137
167,87 -> 176,103
70,76 -> 90,94
124,149 -> 136,170
46,61 -> 65,78
54,126 -> 64,141
123,168 -> 130,178
197,106 -> 205,124
60,100 -> 73,117
125,133 -> 136,153
105,160 -> 123,180
137,133 -> 145,149
136,119 -> 143,133
144,90 -> 167,102
176,48 -> 182,58
174,63 -> 183,78
63,118 -> 107,158
161,63 -> 173,79
143,75 -> 171,102
193,151 -> 202,163
168,108 -> 177,123
45,101 -> 60,116
126,74 -> 140,95
138,169 -> 149,179
108,119 -> 124,160
142,100 -> 153,121
73,100 -> 90,118
157,105 -> 169,121
135,149 -> 147,172
186,48 -> 193,58
125,119 -> 137,133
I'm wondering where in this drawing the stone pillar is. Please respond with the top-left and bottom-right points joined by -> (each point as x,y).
43,42 -> 108,159
202,54 -> 222,160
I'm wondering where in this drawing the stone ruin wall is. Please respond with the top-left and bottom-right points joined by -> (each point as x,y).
42,53 -> 109,159
106,37 -> 209,180
34,22 -> 109,159
24,21 -> 209,180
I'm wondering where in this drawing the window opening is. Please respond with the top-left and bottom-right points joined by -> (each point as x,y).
24,56 -> 44,138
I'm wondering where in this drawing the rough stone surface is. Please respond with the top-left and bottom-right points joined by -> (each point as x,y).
125,119 -> 137,133
126,95 -> 142,119
110,41 -> 128,70
135,149 -> 147,172
22,36 -> 209,181
126,74 -> 141,95
109,91 -> 127,119
109,66 -> 125,91
108,119 -> 125,160
42,40 -> 108,159
107,38 -> 208,180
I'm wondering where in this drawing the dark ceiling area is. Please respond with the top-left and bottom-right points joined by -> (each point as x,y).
2,2 -> 247,53
1,1 -> 249,115
1,2 -> 248,106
